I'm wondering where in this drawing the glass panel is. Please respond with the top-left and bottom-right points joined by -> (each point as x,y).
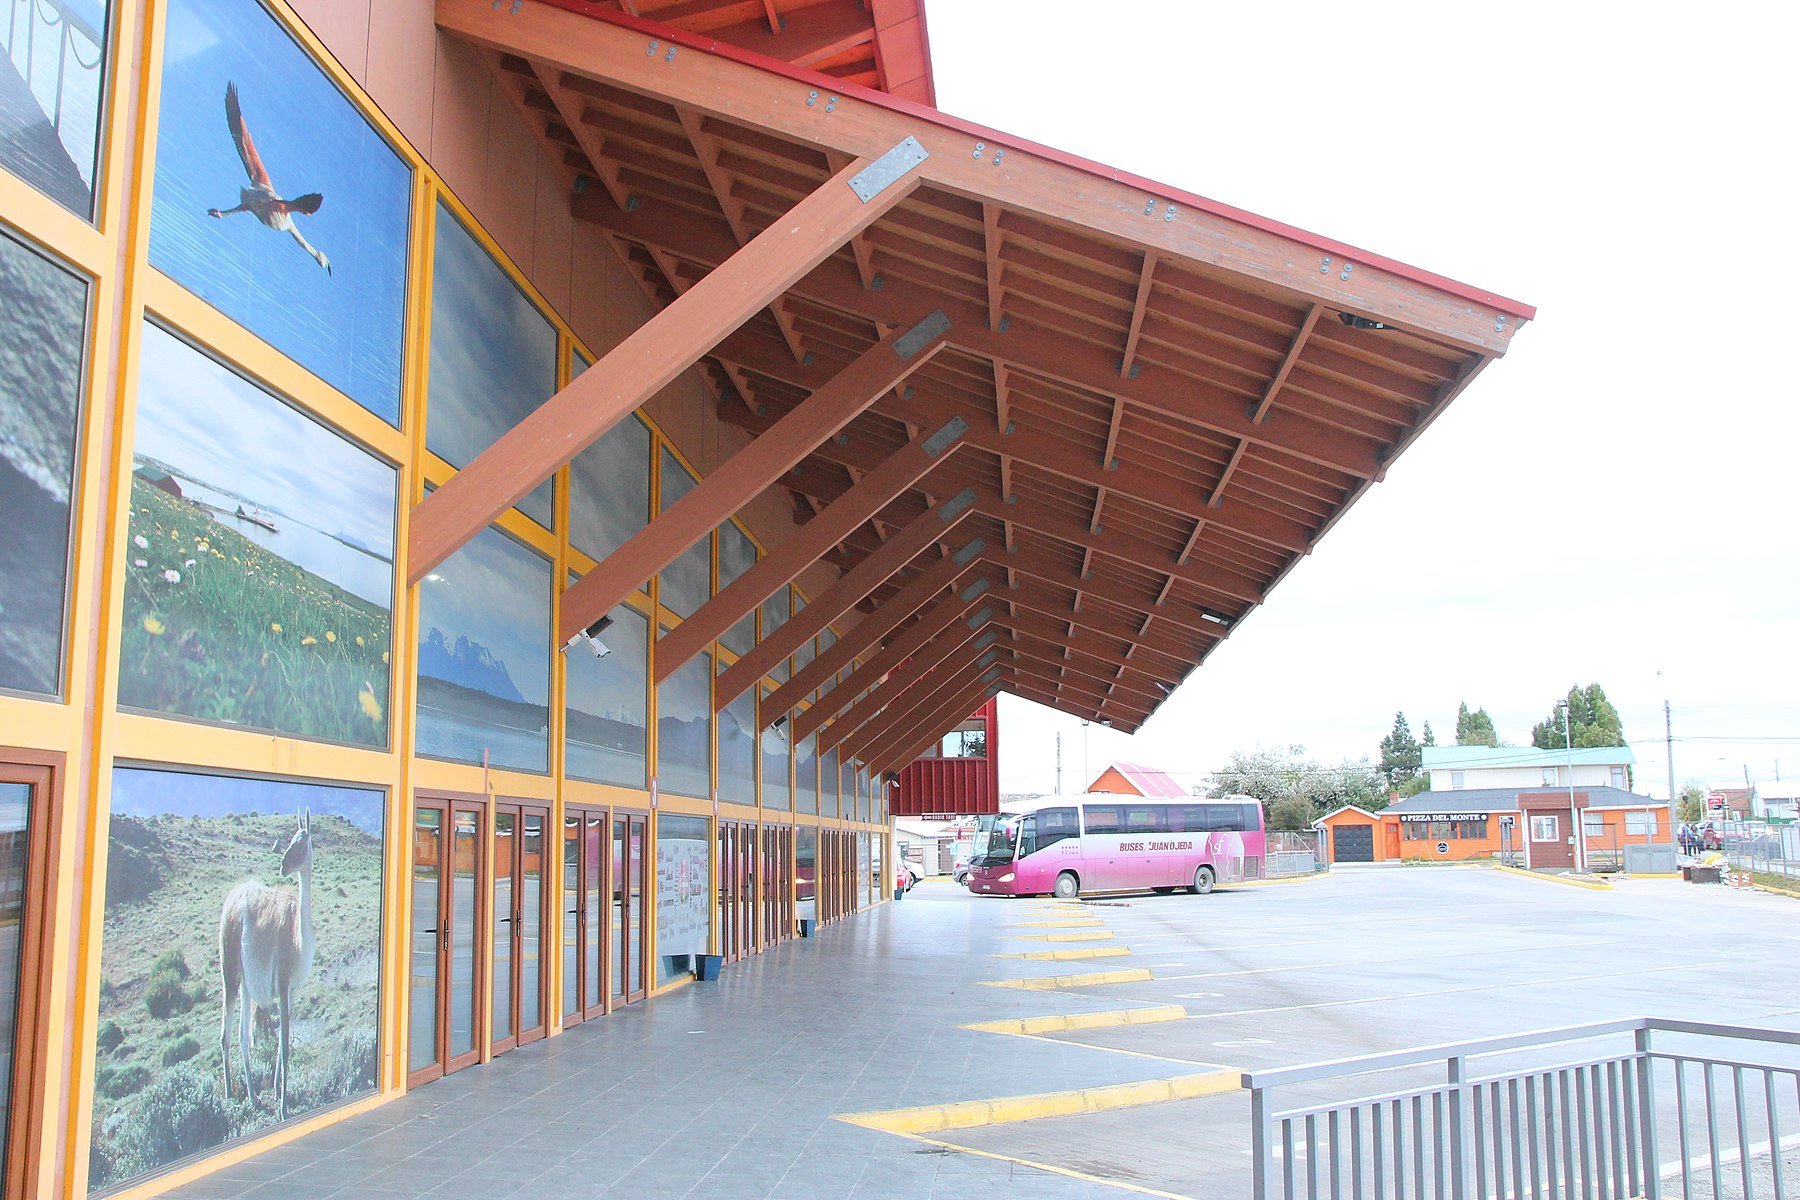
0,228 -> 86,697
656,814 -> 711,981
656,448 -> 709,617
93,768 -> 385,1192
795,732 -> 818,815
610,818 -> 625,1002
760,590 -> 789,683
520,814 -> 543,1034
150,0 -> 411,421
491,812 -> 514,1043
426,202 -> 556,525
628,820 -> 645,993
761,690 -> 790,810
449,809 -> 478,1058
564,595 -> 647,786
715,678 -> 756,806
0,0 -> 106,216
716,522 -> 757,655
409,807 -> 441,1074
561,815 -> 579,1019
656,647 -> 711,799
792,594 -> 814,678
121,324 -> 397,743
583,814 -> 603,1010
0,781 -> 30,1172
416,524 -> 551,772
568,413 -> 649,563
795,826 -> 817,924
820,748 -> 839,818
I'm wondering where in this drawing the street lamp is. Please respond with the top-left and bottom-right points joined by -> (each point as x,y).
1080,719 -> 1091,791
1559,700 -> 1584,871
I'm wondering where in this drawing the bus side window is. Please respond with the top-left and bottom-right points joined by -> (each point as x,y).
1202,804 -> 1247,832
1036,807 -> 1079,852
1017,815 -> 1038,858
1083,805 -> 1124,834
1124,806 -> 1163,834
1173,805 -> 1207,834
1241,802 -> 1263,831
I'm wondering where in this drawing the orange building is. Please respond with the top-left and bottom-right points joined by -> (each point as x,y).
1089,762 -> 1189,799
1319,787 -> 1672,870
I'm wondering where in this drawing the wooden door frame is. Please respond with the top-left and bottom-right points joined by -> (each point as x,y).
489,799 -> 551,1056
580,805 -> 610,1021
515,803 -> 550,1046
406,796 -> 450,1090
0,749 -> 65,1200
408,791 -> 489,1085
624,813 -> 649,1003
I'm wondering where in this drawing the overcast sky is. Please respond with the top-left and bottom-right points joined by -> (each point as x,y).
926,2 -> 1800,798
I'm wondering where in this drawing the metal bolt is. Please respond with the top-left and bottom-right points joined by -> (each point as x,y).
973,141 -> 986,158
1494,314 -> 1509,333
1164,204 -> 1176,222
665,45 -> 677,62
993,149 -> 1005,165
1143,200 -> 1156,216
1340,262 -> 1354,281
646,40 -> 658,55
806,90 -> 818,106
1320,257 -> 1332,273
825,95 -> 837,112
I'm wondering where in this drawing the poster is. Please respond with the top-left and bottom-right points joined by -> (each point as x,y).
118,324 -> 395,746
0,0 -> 106,214
90,768 -> 384,1193
148,0 -> 411,424
0,228 -> 86,696
655,816 -> 711,976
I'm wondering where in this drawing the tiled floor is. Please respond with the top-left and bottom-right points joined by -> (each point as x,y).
159,886 -> 1146,1199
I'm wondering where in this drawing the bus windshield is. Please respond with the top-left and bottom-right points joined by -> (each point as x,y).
972,814 -> 1020,865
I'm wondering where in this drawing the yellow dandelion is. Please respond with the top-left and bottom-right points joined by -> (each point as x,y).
358,683 -> 383,724
355,635 -> 365,647
142,615 -> 166,636
301,636 -> 317,646
382,651 -> 391,664
270,622 -> 283,634
325,631 -> 337,643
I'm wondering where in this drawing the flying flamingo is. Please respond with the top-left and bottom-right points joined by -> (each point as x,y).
206,82 -> 331,274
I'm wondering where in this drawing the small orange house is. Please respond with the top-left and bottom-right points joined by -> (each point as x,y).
1089,762 -> 1188,799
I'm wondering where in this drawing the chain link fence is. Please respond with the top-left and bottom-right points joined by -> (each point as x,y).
1265,830 -> 1326,879
1715,819 -> 1800,881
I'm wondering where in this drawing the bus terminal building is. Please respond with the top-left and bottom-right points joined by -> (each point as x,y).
0,0 -> 1530,1194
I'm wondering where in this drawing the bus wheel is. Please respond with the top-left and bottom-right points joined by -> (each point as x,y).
1190,866 -> 1216,896
1053,872 -> 1081,899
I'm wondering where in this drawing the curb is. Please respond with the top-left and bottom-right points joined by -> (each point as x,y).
1008,931 -> 1116,942
993,946 -> 1131,961
837,1068 -> 1239,1135
1489,864 -> 1613,891
980,968 -> 1153,990
962,1005 -> 1188,1036
1234,872 -> 1334,888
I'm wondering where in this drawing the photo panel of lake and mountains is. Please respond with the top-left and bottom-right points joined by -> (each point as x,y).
91,768 -> 384,1193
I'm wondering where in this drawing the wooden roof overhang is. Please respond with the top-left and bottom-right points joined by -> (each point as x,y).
428,0 -> 1534,765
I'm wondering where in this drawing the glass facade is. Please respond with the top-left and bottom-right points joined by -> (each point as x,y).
655,814 -> 711,981
716,521 -> 757,655
655,647 -> 711,800
569,413 -> 650,564
657,449 -> 709,618
564,599 -> 648,787
716,674 -> 756,806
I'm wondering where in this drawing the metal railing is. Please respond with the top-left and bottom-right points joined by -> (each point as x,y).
1244,1017 -> 1800,1199
1267,830 -> 1325,879
4,0 -> 104,142
1716,820 -> 1800,882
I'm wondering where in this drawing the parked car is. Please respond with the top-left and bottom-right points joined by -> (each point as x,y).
896,862 -> 920,892
951,862 -> 972,886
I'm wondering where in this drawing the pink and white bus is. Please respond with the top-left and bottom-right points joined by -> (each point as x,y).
965,794 -> 1266,898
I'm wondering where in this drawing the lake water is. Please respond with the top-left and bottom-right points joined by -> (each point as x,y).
155,467 -> 391,607
416,705 -> 547,776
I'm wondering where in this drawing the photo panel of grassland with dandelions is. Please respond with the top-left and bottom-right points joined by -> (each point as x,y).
90,768 -> 384,1193
119,323 -> 395,747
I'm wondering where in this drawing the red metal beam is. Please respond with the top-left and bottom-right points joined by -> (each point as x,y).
819,615 -> 996,756
840,650 -> 1003,763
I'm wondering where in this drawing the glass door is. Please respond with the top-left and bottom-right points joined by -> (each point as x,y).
563,805 -> 610,1027
492,802 -> 548,1055
626,814 -> 647,1002
610,816 -> 628,1008
0,762 -> 51,1193
409,798 -> 484,1085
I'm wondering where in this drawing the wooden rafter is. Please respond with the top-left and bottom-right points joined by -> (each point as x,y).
1251,303 -> 1323,425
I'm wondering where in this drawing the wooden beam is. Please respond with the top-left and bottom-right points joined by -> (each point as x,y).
1250,303 -> 1322,425
761,548 -> 971,717
438,0 -> 1524,355
795,586 -> 988,740
849,655 -> 1005,764
652,432 -> 974,675
867,674 -> 1005,774
409,138 -> 928,581
821,614 -> 996,755
982,202 -> 1004,331
560,314 -> 949,643
712,490 -> 979,704
1119,251 -> 1156,377
1209,439 -> 1250,509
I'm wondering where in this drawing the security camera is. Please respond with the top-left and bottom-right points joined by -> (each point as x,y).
562,614 -> 614,658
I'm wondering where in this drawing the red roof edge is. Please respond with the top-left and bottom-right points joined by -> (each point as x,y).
913,1 -> 938,109
521,0 -> 1535,322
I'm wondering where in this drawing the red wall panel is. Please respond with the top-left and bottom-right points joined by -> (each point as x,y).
892,698 -> 999,816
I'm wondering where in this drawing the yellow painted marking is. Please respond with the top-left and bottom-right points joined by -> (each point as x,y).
1009,931 -> 1116,942
1234,872 -> 1334,888
979,968 -> 1153,990
1004,918 -> 1105,928
963,1005 -> 1187,1036
838,1069 -> 1240,1135
992,946 -> 1131,961
1489,864 -> 1614,891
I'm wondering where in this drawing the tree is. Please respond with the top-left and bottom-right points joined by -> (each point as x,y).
1455,702 -> 1499,747
1378,712 -> 1422,790
1421,721 -> 1436,747
1396,774 -> 1430,799
1269,795 -> 1316,831
1208,745 -> 1388,824
1677,780 -> 1707,824
1531,684 -> 1626,749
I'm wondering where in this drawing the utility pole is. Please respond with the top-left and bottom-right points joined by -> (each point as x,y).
1561,700 -> 1584,871
1055,731 -> 1062,794
1665,698 -> 1675,810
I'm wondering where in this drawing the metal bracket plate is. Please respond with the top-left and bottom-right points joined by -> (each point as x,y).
848,136 -> 929,202
937,488 -> 976,521
960,577 -> 992,602
953,537 -> 986,566
893,309 -> 951,360
921,414 -> 969,457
